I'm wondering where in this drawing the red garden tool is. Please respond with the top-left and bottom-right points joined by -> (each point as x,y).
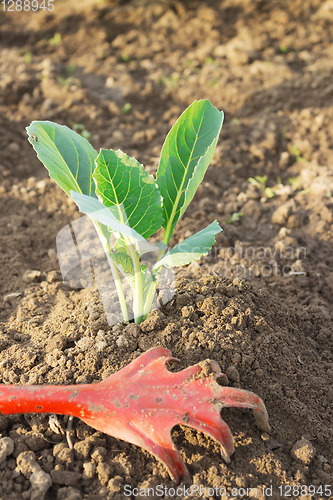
0,346 -> 269,482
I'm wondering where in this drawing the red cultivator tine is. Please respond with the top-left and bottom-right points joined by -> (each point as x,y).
0,347 -> 269,482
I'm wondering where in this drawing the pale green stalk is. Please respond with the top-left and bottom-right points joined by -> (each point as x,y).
93,221 -> 129,323
124,236 -> 145,323
142,246 -> 167,319
104,245 -> 130,323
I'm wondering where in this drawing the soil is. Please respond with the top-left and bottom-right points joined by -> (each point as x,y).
0,0 -> 333,498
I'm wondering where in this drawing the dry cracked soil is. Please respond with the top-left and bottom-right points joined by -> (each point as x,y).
0,0 -> 333,499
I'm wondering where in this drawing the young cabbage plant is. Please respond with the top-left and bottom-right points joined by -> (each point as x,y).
27,100 -> 223,324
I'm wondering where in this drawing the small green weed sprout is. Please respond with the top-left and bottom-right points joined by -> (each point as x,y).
224,212 -> 244,224
56,75 -> 75,88
288,176 -> 303,191
248,175 -> 275,199
66,64 -> 77,76
121,54 -> 131,63
70,122 -> 91,140
122,103 -> 132,114
279,45 -> 289,54
290,144 -> 307,162
49,33 -> 62,46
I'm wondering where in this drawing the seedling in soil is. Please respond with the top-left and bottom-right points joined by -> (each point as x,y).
66,64 -> 77,76
161,74 -> 180,89
224,212 -> 244,224
27,100 -> 223,324
288,175 -> 303,191
285,176 -> 310,196
122,102 -> 132,114
23,51 -> 33,65
49,32 -> 62,46
248,175 -> 275,199
121,54 -> 131,63
279,44 -> 289,54
231,117 -> 241,125
0,347 -> 270,482
56,75 -> 76,88
289,143 -> 307,162
69,122 -> 91,140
